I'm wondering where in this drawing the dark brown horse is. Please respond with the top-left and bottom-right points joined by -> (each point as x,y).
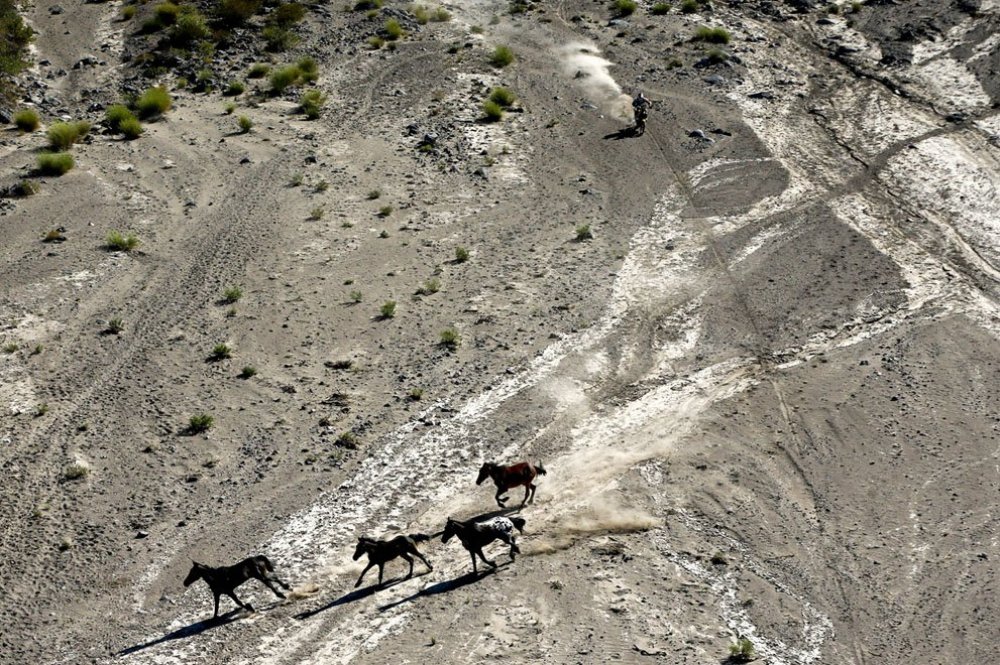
442,516 -> 525,573
476,461 -> 547,507
353,534 -> 432,588
183,555 -> 290,618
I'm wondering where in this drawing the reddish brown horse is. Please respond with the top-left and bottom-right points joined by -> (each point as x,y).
476,461 -> 546,507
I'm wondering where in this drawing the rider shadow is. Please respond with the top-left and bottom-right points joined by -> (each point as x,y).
603,127 -> 638,141
116,609 -> 242,656
377,562 -> 510,613
293,570 -> 432,621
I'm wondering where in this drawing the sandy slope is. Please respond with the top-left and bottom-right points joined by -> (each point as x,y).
1,0 -> 999,663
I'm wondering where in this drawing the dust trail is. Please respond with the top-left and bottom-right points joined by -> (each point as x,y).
557,41 -> 634,120
526,494 -> 661,554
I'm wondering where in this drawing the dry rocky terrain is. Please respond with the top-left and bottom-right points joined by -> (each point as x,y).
1,0 -> 999,663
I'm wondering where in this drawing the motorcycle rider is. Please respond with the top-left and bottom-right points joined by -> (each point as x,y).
632,91 -> 652,117
632,91 -> 651,133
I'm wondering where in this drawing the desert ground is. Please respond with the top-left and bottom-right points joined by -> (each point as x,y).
1,0 -> 999,663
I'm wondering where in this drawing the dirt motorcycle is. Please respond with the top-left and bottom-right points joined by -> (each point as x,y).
633,105 -> 649,135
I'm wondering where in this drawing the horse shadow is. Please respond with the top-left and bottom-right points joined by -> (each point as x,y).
377,561 -> 510,613
116,609 -> 242,656
603,127 -> 638,141
462,506 -> 522,522
293,570 -> 432,621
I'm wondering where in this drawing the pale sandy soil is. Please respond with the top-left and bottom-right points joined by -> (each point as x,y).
1,0 -> 999,663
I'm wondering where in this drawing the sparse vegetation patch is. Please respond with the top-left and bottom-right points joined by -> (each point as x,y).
36,152 -> 74,176
14,108 -> 39,132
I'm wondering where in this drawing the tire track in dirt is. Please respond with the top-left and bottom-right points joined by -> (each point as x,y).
0,148 -> 298,649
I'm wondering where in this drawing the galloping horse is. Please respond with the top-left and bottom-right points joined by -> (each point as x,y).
353,534 -> 433,588
442,516 -> 525,573
476,461 -> 547,507
183,555 -> 290,618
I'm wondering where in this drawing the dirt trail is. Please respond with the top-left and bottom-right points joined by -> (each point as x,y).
2,0 -> 999,663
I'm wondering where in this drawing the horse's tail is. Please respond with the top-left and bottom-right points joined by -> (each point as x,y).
534,462 -> 547,476
258,555 -> 276,572
510,517 -> 526,533
409,533 -> 431,543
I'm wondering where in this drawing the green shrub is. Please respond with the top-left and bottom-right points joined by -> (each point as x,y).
379,300 -> 397,318
135,86 -> 172,119
367,35 -> 384,49
482,100 -> 504,121
248,63 -> 271,78
384,18 -> 404,39
237,115 -> 253,133
705,47 -> 729,64
222,286 -> 243,303
651,2 -> 670,14
218,0 -> 261,25
122,4 -> 136,19
224,102 -> 236,114
269,65 -> 302,93
263,25 -> 299,51
432,7 -> 450,21
488,86 -> 516,107
309,206 -> 324,220
225,80 -> 246,96
367,189 -> 381,199
42,228 -> 65,242
13,109 -> 39,132
680,0 -> 698,12
695,25 -> 731,44
36,153 -> 74,176
354,0 -> 382,8
335,431 -> 358,449
575,224 -> 593,241
378,205 -> 393,217
490,45 -> 514,67
140,17 -> 165,33
412,5 -> 429,23
47,122 -> 86,150
14,180 -> 39,197
106,317 -> 124,334
188,413 -> 214,433
728,637 -> 756,663
63,461 -> 90,480
439,327 -> 460,349
240,365 -> 257,378
300,89 -> 327,119
416,277 -> 441,295
119,116 -> 143,139
269,2 -> 306,26
408,387 -> 424,400
210,343 -> 232,360
613,0 -> 637,14
455,246 -> 469,262
349,290 -> 363,303
105,104 -> 135,131
172,9 -> 210,44
0,0 -> 33,98
296,55 -> 318,82
106,230 -> 139,251
153,1 -> 180,25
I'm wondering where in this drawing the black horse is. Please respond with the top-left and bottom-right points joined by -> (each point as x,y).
442,516 -> 525,573
183,555 -> 290,618
353,534 -> 433,588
